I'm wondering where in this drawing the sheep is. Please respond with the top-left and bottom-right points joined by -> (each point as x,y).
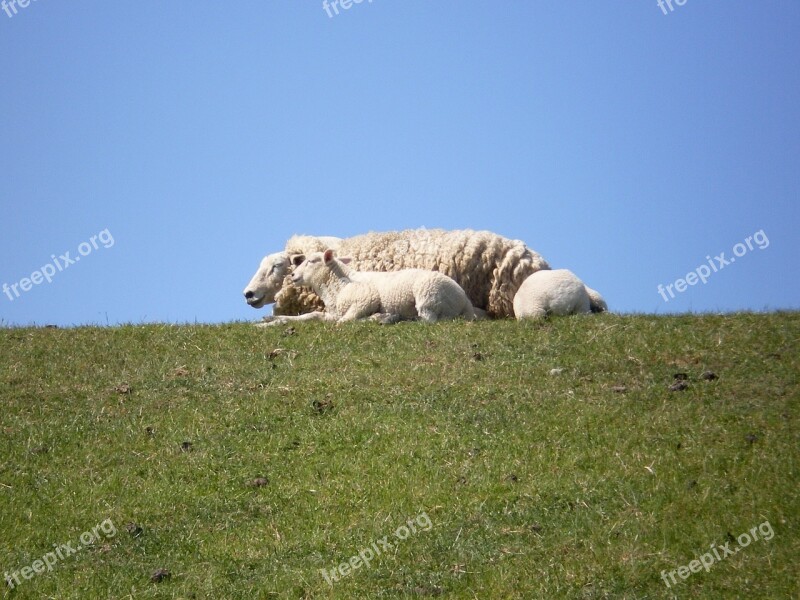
243,228 -> 553,318
261,249 -> 476,325
512,269 -> 606,319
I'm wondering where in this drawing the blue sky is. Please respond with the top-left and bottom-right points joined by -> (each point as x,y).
1,1 -> 798,326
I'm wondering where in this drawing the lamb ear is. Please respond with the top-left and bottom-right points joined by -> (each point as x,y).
339,256 -> 353,265
291,254 -> 305,267
323,249 -> 335,264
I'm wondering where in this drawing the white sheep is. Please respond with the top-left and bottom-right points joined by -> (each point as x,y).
243,228 -> 553,318
261,249 -> 476,325
512,269 -> 606,319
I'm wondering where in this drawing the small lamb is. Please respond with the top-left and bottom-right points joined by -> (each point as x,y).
513,269 -> 605,319
261,249 -> 476,325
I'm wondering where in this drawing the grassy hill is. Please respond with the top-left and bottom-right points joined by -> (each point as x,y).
1,313 -> 798,599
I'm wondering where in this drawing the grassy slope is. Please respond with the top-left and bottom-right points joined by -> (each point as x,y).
0,314 -> 798,599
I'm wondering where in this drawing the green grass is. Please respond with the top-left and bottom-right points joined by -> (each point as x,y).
1,313 -> 798,599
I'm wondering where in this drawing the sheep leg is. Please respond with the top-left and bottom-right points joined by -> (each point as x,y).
337,304 -> 372,323
255,311 -> 330,327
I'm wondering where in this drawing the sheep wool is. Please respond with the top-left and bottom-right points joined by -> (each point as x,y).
273,276 -> 326,316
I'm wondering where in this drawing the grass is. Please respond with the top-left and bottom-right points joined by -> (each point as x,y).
0,313 -> 798,599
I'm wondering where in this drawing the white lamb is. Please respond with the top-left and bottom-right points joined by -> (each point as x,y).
261,249 -> 476,325
513,269 -> 605,319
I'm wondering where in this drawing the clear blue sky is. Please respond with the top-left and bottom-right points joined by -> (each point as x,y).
1,1 -> 798,326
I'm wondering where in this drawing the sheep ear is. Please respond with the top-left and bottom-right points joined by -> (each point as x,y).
339,256 -> 353,265
323,249 -> 335,264
291,254 -> 305,267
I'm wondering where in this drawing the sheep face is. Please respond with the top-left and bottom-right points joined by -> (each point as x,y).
291,250 -> 333,288
243,252 -> 291,308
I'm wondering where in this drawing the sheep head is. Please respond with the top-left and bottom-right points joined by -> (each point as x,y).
292,250 -> 352,288
291,251 -> 323,287
243,252 -> 291,308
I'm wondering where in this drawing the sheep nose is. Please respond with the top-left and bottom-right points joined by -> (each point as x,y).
244,291 -> 255,299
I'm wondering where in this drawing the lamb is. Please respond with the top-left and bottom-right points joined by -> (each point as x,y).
512,269 -> 606,319
243,228 -> 552,318
261,249 -> 476,325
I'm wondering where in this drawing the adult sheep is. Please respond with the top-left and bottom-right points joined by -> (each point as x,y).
267,249 -> 476,324
243,228 -> 551,319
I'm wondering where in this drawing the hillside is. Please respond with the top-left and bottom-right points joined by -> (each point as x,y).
1,314 -> 798,599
